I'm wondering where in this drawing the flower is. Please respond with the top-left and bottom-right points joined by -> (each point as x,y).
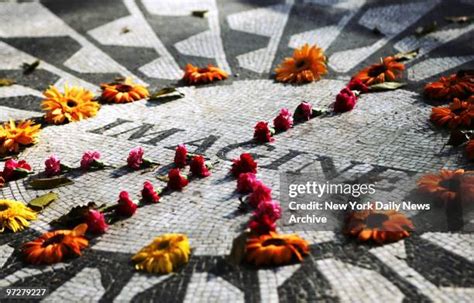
430,97 -> 473,129
245,232 -> 309,266
293,102 -> 313,122
275,44 -> 327,84
424,71 -> 474,101
42,85 -> 100,124
182,64 -> 228,85
237,172 -> 257,194
174,144 -> 188,168
190,155 -> 211,178
127,147 -> 144,170
344,209 -> 414,244
1,159 -> 32,182
116,191 -> 138,217
0,199 -> 37,233
167,168 -> 189,191
100,78 -> 149,103
248,214 -> 277,234
0,119 -> 41,156
254,121 -> 274,143
334,87 -> 357,113
142,181 -> 161,203
44,155 -> 61,177
353,56 -> 405,86
348,78 -> 369,93
132,234 -> 191,274
249,201 -> 282,234
273,108 -> 293,131
255,200 -> 282,222
231,153 -> 257,177
417,169 -> 474,204
248,181 -> 272,208
22,223 -> 88,265
85,210 -> 108,234
80,151 -> 102,170
467,140 -> 474,161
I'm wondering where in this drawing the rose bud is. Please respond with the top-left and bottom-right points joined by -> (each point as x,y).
116,191 -> 138,217
334,87 -> 357,113
142,181 -> 160,203
174,144 -> 188,168
293,101 -> 313,122
190,155 -> 211,178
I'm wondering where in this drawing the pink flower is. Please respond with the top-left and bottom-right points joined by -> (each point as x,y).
190,155 -> 211,178
80,151 -> 101,170
85,210 -> 108,234
116,191 -> 137,217
254,121 -> 274,143
142,181 -> 160,203
273,108 -> 293,131
348,78 -> 369,93
127,147 -> 144,170
237,172 -> 257,194
167,168 -> 189,191
1,159 -> 32,181
174,144 -> 187,168
334,87 -> 357,113
44,155 -> 61,177
248,181 -> 272,208
248,214 -> 276,234
254,200 -> 282,222
231,153 -> 257,177
294,101 -> 313,121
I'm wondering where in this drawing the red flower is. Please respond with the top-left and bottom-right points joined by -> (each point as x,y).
237,172 -> 257,194
231,153 -> 257,177
44,155 -> 61,177
116,191 -> 137,217
174,144 -> 188,168
254,200 -> 282,222
1,159 -> 32,181
127,147 -> 144,170
85,210 -> 108,234
142,181 -> 160,203
273,108 -> 294,131
334,87 -> 357,113
190,155 -> 211,178
293,102 -> 313,121
248,214 -> 276,234
80,151 -> 102,171
248,181 -> 272,208
254,121 -> 274,143
348,78 -> 369,93
167,168 -> 189,191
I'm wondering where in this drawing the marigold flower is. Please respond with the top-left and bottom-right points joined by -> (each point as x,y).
430,97 -> 473,129
254,121 -> 274,143
182,64 -> 228,85
344,209 -> 413,244
293,102 -> 313,122
353,56 -> 405,86
0,199 -> 37,233
132,234 -> 191,274
466,140 -> 474,161
127,147 -> 144,170
116,191 -> 137,217
348,78 -> 369,93
248,180 -> 272,208
231,153 -> 257,177
273,108 -> 293,131
174,144 -> 188,168
167,168 -> 189,191
417,169 -> 474,204
142,181 -> 161,203
1,159 -> 32,182
85,210 -> 108,234
100,78 -> 149,103
80,151 -> 102,171
237,172 -> 257,194
190,155 -> 211,178
424,71 -> 473,101
22,224 -> 89,264
0,119 -> 41,156
44,155 -> 61,177
334,87 -> 357,113
245,232 -> 309,266
42,85 -> 100,124
275,44 -> 327,84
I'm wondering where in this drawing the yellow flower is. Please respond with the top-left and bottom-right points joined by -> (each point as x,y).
100,78 -> 149,103
0,199 -> 37,233
42,85 -> 100,124
0,119 -> 41,156
132,234 -> 190,274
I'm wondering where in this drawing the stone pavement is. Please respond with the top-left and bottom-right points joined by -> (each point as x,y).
0,0 -> 473,302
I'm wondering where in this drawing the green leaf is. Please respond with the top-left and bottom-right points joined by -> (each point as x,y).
394,49 -> 419,62
369,82 -> 406,91
415,21 -> 437,37
156,175 -> 169,182
51,202 -> 100,228
29,176 -> 74,190
149,87 -> 184,100
0,78 -> 16,87
192,10 -> 208,18
28,192 -> 58,211
228,231 -> 249,266
22,60 -> 40,75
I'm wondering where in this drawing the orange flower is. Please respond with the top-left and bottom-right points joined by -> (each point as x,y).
22,224 -> 89,265
0,119 -> 41,156
417,169 -> 474,204
182,64 -> 228,85
245,232 -> 309,266
467,140 -> 474,161
430,97 -> 473,129
353,56 -> 405,86
424,71 -> 474,101
101,78 -> 149,103
344,209 -> 413,244
274,44 -> 327,84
